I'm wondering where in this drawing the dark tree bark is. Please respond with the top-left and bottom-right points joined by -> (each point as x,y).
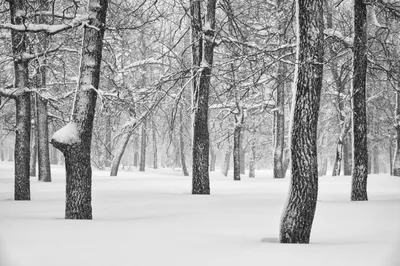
233,110 -> 244,181
280,0 -> 324,244
139,118 -> 147,172
351,0 -> 368,201
51,0 -> 108,219
9,0 -> 31,200
110,132 -> 131,176
393,89 -> 400,176
191,0 -> 216,194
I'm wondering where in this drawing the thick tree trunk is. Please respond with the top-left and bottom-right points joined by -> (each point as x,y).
393,90 -> 400,176
9,0 -> 31,200
280,0 -> 324,244
51,0 -> 108,219
110,132 -> 131,176
139,118 -> 147,172
222,144 -> 231,177
343,133 -> 352,175
351,0 -> 368,201
191,0 -> 216,194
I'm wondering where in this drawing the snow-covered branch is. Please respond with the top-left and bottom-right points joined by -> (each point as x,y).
324,28 -> 353,47
0,15 -> 88,35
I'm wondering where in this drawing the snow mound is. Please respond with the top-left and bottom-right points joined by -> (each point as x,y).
51,122 -> 80,145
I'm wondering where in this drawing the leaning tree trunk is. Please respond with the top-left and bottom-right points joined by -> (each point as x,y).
393,89 -> 400,176
351,0 -> 368,201
110,131 -> 132,176
191,0 -> 216,194
51,0 -> 108,219
139,118 -> 147,172
280,0 -> 324,244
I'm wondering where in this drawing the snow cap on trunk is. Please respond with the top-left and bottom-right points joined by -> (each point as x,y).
52,122 -> 80,145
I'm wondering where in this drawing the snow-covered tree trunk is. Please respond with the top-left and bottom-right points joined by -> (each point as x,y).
280,0 -> 324,244
30,105 -> 37,177
191,0 -> 217,194
50,0 -> 108,219
332,119 -> 351,176
351,0 -> 368,201
393,89 -> 400,176
110,132 -> 131,176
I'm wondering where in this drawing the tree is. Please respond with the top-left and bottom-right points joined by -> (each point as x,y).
51,0 -> 109,219
191,0 -> 217,194
351,0 -> 368,201
279,0 -> 324,244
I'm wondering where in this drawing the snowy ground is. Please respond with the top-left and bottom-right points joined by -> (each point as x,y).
0,162 -> 399,266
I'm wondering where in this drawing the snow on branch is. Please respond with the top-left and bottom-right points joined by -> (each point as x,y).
0,86 -> 30,99
324,28 -> 353,47
0,15 -> 88,35
120,58 -> 163,73
51,122 -> 80,146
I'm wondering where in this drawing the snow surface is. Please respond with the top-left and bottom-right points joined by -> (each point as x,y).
51,122 -> 80,145
0,162 -> 399,266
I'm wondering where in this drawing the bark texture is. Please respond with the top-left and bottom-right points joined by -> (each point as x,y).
10,0 -> 31,200
351,0 -> 368,201
191,0 -> 216,194
51,0 -> 108,219
280,0 -> 324,244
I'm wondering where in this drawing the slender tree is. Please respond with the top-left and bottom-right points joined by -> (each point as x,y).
280,0 -> 324,244
51,0 -> 109,219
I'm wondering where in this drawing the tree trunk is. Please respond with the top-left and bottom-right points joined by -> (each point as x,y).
233,124 -> 241,181
30,103 -> 38,177
178,107 -> 189,176
343,133 -> 352,175
51,0 -> 108,219
222,144 -> 231,177
105,115 -> 112,167
0,123 -> 4,161
389,134 -> 393,175
239,127 -> 245,175
318,157 -> 328,177
10,0 -> 31,200
332,119 -> 351,176
51,146 -> 58,164
393,89 -> 400,176
351,0 -> 368,201
191,0 -> 216,194
210,148 -> 216,172
37,95 -> 51,182
110,132 -> 131,176
280,0 -> 324,244
372,144 -> 379,174
152,120 -> 158,169
139,118 -> 147,172
249,140 -> 256,178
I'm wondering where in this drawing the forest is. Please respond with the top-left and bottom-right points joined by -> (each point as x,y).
0,0 -> 400,265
